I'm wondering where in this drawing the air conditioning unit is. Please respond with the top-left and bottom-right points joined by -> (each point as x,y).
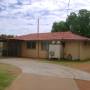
49,44 -> 62,59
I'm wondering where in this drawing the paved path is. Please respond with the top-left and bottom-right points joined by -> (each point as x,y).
0,58 -> 90,80
7,73 -> 78,90
0,58 -> 90,90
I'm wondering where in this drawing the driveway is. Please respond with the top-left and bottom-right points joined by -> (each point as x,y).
7,73 -> 78,90
0,58 -> 90,80
0,58 -> 90,90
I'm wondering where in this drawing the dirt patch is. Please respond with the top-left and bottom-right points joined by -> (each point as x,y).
54,63 -> 90,90
0,63 -> 22,77
72,64 -> 90,90
76,80 -> 90,90
54,62 -> 90,90
69,63 -> 90,73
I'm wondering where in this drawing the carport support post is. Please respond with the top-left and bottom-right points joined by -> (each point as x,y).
37,40 -> 39,58
6,39 -> 8,57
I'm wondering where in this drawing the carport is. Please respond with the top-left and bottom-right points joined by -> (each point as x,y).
6,40 -> 21,57
0,39 -> 21,57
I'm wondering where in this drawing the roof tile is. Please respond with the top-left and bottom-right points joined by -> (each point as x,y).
14,31 -> 89,41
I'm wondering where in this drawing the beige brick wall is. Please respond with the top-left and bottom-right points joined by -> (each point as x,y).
21,41 -> 48,59
38,42 -> 48,58
64,41 -> 80,60
80,42 -> 90,60
64,41 -> 90,60
21,41 -> 90,60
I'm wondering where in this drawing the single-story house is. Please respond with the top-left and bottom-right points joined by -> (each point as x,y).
0,31 -> 90,60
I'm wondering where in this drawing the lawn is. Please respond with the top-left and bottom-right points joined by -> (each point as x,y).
0,63 -> 21,90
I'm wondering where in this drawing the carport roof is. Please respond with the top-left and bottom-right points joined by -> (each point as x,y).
13,31 -> 90,41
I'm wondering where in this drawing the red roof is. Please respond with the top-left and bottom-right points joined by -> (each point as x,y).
14,32 -> 90,41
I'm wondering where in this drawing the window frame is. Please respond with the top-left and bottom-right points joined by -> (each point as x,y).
41,41 -> 49,51
26,41 -> 36,49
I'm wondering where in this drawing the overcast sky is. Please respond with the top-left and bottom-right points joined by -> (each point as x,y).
0,0 -> 90,35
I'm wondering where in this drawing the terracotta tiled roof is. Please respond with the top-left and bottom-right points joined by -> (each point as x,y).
14,32 -> 90,41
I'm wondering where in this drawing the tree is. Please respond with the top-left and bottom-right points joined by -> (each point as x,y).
51,21 -> 69,32
77,9 -> 90,36
66,12 -> 79,32
51,9 -> 90,37
66,9 -> 90,37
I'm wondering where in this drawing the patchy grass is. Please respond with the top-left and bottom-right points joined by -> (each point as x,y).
0,63 -> 21,90
42,59 -> 90,67
41,59 -> 90,72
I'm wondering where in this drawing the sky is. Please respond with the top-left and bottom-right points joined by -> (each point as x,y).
0,0 -> 90,35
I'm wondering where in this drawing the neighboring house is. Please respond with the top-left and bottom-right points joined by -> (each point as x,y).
0,31 -> 90,60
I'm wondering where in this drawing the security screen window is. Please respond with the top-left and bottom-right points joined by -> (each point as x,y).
41,41 -> 48,50
27,41 -> 36,49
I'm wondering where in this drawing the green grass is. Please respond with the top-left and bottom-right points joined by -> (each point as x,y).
0,64 -> 21,90
0,70 -> 14,90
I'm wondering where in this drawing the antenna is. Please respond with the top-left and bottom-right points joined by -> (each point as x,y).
67,0 -> 71,16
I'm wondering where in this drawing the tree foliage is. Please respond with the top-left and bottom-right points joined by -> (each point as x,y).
52,21 -> 69,32
51,9 -> 90,37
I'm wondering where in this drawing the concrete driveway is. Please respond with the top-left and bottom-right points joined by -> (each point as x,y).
0,58 -> 90,80
0,58 -> 90,90
7,73 -> 78,90
0,58 -> 79,90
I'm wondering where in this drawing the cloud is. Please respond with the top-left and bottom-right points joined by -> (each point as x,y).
0,0 -> 90,35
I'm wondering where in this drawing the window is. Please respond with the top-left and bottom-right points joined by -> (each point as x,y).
26,41 -> 36,49
0,42 -> 3,47
41,41 -> 48,50
0,42 -> 3,52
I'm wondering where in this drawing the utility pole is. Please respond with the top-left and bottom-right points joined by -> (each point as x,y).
37,17 -> 40,58
37,18 -> 39,34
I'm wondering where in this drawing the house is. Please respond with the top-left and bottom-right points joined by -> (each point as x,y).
0,31 -> 90,60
